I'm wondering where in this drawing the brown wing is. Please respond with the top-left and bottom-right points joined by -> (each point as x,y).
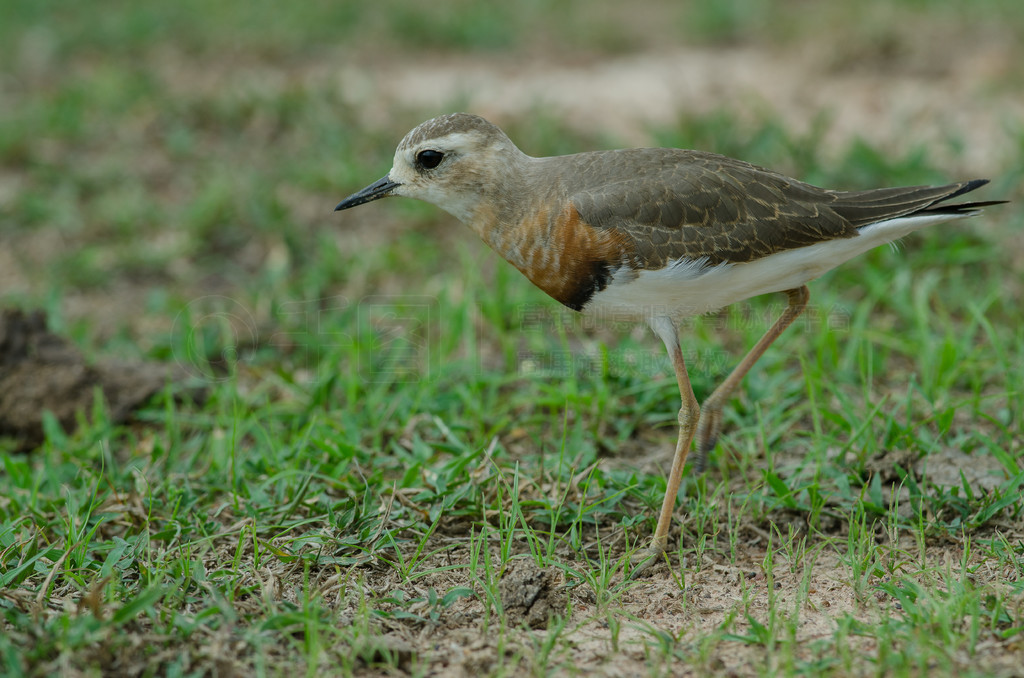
567,148 -> 991,268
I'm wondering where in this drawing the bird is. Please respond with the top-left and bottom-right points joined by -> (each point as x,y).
334,112 -> 1004,576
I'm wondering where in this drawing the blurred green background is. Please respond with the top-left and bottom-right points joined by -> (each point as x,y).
1,0 -> 1020,351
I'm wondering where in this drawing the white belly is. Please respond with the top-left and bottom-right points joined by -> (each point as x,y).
583,212 -> 968,322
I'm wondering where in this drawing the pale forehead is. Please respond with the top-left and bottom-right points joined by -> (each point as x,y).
397,113 -> 504,152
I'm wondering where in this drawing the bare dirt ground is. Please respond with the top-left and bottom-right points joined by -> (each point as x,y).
0,309 -> 201,450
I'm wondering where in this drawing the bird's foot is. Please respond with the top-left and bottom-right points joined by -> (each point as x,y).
628,543 -> 667,579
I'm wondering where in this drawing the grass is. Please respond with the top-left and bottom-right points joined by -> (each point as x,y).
2,1 -> 1024,676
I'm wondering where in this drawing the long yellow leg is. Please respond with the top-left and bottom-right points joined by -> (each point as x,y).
630,316 -> 699,578
693,285 -> 810,471
630,286 -> 810,578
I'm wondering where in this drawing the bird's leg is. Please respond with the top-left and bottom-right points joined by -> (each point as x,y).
693,285 -> 810,471
630,317 -> 700,578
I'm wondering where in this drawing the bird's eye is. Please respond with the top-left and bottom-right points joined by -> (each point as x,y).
417,149 -> 444,169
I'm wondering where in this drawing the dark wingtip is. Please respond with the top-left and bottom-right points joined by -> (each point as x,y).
927,179 -> 1008,214
947,179 -> 990,201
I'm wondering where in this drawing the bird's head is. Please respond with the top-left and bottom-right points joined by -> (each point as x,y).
335,112 -> 523,224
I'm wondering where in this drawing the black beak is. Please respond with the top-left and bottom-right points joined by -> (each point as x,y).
334,175 -> 401,211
